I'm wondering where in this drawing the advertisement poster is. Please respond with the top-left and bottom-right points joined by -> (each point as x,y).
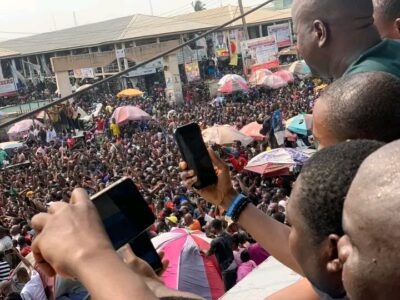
267,23 -> 292,48
0,78 -> 17,97
241,36 -> 279,71
229,30 -> 239,66
73,68 -> 95,79
213,31 -> 229,58
184,61 -> 201,82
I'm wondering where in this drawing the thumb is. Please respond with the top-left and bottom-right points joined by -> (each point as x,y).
207,148 -> 225,169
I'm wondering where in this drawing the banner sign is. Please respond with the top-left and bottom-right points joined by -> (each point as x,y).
267,23 -> 292,48
0,78 -> 17,97
127,58 -> 163,77
241,36 -> 279,71
213,31 -> 229,57
73,68 -> 95,79
115,49 -> 126,59
184,61 -> 201,82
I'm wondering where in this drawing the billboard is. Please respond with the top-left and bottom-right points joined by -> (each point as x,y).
241,36 -> 279,71
73,68 -> 95,79
184,61 -> 201,82
267,23 -> 292,48
0,78 -> 17,97
213,31 -> 229,58
128,58 -> 163,77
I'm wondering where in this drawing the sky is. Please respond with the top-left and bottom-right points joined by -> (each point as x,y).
0,0 -> 271,41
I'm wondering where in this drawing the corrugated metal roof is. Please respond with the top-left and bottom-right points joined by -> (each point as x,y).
0,5 -> 291,58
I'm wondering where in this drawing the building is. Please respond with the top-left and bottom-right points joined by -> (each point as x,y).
0,5 -> 293,101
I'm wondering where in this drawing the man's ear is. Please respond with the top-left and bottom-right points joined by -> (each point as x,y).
395,18 -> 400,36
326,234 -> 343,273
313,20 -> 328,48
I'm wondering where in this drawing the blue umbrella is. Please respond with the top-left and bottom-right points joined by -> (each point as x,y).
286,114 -> 313,136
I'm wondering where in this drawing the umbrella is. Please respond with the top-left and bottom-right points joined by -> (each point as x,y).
218,74 -> 249,93
202,125 -> 254,146
248,69 -> 273,86
274,70 -> 294,83
152,228 -> 224,300
111,106 -> 152,125
7,119 -> 44,140
245,148 -> 311,175
116,88 -> 144,98
289,60 -> 311,77
240,122 -> 265,141
263,74 -> 288,89
75,84 -> 92,93
285,114 -> 313,136
0,141 -> 23,151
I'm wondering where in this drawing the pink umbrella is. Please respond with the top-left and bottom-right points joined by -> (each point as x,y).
152,228 -> 224,300
264,74 -> 288,89
7,119 -> 44,140
111,105 -> 152,125
248,69 -> 273,86
274,70 -> 294,83
240,122 -> 265,141
218,74 -> 249,93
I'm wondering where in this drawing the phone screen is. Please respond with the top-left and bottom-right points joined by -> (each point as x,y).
129,232 -> 162,273
92,178 -> 155,250
175,123 -> 218,189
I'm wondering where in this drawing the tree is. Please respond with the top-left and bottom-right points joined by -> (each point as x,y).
192,1 -> 206,11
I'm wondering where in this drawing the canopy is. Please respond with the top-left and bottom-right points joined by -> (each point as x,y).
202,125 -> 254,146
245,148 -> 311,175
285,114 -> 313,136
274,70 -> 294,83
111,106 -> 152,125
7,119 -> 44,140
75,84 -> 92,93
263,74 -> 288,89
218,74 -> 249,93
116,88 -> 144,98
248,69 -> 273,86
240,122 -> 265,141
289,60 -> 311,77
152,228 -> 224,300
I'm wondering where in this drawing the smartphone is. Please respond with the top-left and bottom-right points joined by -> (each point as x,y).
129,232 -> 162,273
174,123 -> 218,189
91,177 -> 155,250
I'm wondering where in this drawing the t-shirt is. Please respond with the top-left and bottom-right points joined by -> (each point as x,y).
236,260 -> 256,282
208,232 -> 234,271
188,219 -> 201,231
247,243 -> 270,265
110,123 -> 120,137
0,261 -> 10,281
20,245 -> 32,257
344,39 -> 400,78
20,272 -> 47,300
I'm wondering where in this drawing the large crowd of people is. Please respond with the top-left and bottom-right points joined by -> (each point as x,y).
0,0 -> 398,299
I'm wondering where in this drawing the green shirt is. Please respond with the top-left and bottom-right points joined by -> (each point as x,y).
344,39 -> 400,78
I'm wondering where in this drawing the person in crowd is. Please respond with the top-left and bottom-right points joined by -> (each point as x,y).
0,251 -> 11,282
182,140 -> 383,299
110,118 -> 120,138
292,0 -> 400,79
313,72 -> 400,148
17,237 -> 31,257
337,140 -> 400,300
184,213 -> 201,231
202,219 -> 237,292
236,250 -> 257,283
373,0 -> 400,39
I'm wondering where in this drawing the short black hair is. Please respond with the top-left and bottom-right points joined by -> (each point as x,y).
5,293 -> 23,300
297,140 -> 384,242
321,72 -> 400,143
210,219 -> 223,231
373,0 -> 400,21
240,250 -> 251,263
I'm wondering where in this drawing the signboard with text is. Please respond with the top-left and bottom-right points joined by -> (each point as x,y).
0,78 -> 17,97
73,68 -> 95,79
127,58 -> 163,77
241,36 -> 279,72
184,61 -> 201,82
267,23 -> 292,48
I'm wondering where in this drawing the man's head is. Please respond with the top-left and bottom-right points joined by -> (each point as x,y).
287,140 -> 384,297
292,0 -> 379,78
17,236 -> 26,248
373,0 -> 400,39
184,213 -> 193,226
210,219 -> 223,235
338,140 -> 400,300
313,72 -> 400,148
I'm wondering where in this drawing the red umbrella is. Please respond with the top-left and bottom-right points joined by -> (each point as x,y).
218,75 -> 249,93
248,69 -> 273,86
264,74 -> 288,89
111,105 -> 152,125
240,122 -> 265,141
274,70 -> 294,83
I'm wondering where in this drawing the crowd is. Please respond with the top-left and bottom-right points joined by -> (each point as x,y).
0,0 -> 398,299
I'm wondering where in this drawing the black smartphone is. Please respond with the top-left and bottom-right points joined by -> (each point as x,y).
91,177 -> 155,250
129,232 -> 162,273
174,123 -> 218,189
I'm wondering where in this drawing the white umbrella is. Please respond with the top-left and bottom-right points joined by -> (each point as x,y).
202,125 -> 254,146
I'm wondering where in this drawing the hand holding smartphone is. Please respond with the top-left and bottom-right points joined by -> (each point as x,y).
174,123 -> 218,189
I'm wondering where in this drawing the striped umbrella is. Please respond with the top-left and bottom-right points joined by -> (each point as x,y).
152,228 -> 224,300
274,70 -> 294,83
248,69 -> 273,86
263,74 -> 288,89
218,74 -> 249,93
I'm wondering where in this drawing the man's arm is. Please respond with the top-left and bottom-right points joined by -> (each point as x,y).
266,278 -> 320,300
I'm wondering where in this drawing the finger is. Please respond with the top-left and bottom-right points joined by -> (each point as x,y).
208,148 -> 227,170
32,238 -> 56,277
158,251 -> 165,261
180,170 -> 195,181
31,213 -> 49,233
185,176 -> 198,189
157,259 -> 170,277
47,201 -> 68,214
70,188 -> 90,205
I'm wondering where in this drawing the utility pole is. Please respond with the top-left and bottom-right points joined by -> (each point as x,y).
149,0 -> 154,15
73,11 -> 78,27
238,0 -> 249,40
